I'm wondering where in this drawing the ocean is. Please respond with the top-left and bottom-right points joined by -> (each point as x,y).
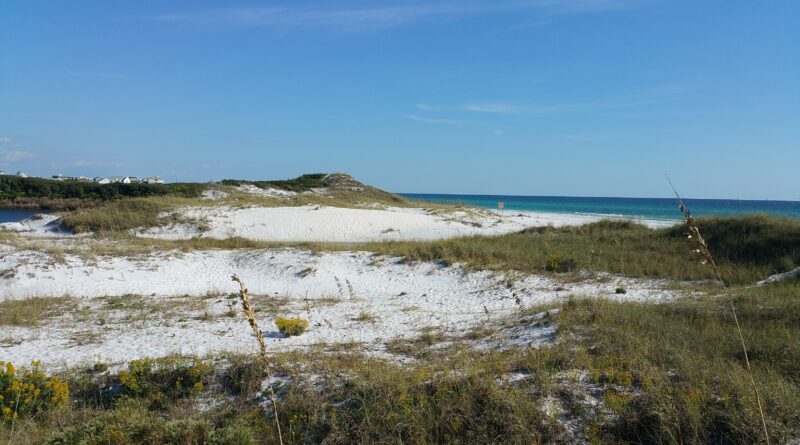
399,194 -> 800,221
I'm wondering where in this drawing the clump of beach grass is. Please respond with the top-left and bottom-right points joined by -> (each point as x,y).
669,179 -> 770,443
231,274 -> 284,445
0,296 -> 76,326
353,311 -> 377,323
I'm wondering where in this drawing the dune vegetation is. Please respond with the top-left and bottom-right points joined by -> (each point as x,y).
2,176 -> 799,443
2,280 -> 798,444
360,215 -> 800,285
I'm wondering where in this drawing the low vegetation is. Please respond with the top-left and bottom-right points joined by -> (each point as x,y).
552,282 -> 800,443
0,361 -> 69,423
361,216 -> 800,284
220,173 -> 333,193
0,175 -> 205,203
116,357 -> 212,409
2,281 -> 798,443
58,198 -> 189,233
43,173 -> 410,234
0,296 -> 76,327
274,317 -> 309,337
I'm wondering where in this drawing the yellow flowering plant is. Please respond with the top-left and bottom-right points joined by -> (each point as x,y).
0,360 -> 68,422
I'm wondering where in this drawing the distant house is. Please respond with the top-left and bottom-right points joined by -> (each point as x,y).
52,174 -> 69,181
144,176 -> 164,184
124,176 -> 141,184
94,177 -> 111,184
106,176 -> 125,183
0,171 -> 6,176
16,171 -> 28,178
76,176 -> 92,182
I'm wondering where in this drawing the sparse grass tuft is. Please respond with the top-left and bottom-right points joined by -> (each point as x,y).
0,296 -> 76,326
353,311 -> 377,323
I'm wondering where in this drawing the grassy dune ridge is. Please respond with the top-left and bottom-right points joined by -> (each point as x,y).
54,173 -> 413,234
361,216 -> 800,284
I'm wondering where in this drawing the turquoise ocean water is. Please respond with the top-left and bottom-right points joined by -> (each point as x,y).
399,194 -> 800,221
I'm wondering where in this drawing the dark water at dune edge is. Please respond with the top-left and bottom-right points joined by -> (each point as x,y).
400,194 -> 800,221
0,208 -> 41,223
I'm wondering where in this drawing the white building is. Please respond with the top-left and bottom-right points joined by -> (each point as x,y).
94,177 -> 111,184
144,176 -> 164,184
16,171 -> 28,178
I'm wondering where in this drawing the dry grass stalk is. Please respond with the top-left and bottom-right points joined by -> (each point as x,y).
231,274 -> 284,445
668,178 -> 770,444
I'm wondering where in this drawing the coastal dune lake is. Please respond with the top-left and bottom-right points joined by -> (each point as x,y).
0,208 -> 40,223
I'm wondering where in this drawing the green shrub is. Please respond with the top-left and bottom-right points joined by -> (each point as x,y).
275,317 -> 309,336
47,399 -> 257,445
0,175 -> 204,201
116,357 -> 211,409
273,358 -> 564,444
615,287 -> 627,294
221,173 -> 328,192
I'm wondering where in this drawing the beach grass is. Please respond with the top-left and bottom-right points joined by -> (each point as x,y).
0,296 -> 76,326
358,215 -> 800,284
563,281 -> 800,442
58,197 -> 199,234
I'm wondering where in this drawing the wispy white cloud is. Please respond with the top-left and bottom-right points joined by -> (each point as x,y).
563,133 -> 610,141
149,1 -> 652,31
540,0 -> 656,15
417,101 -> 569,115
405,114 -> 465,126
72,159 -> 124,168
0,150 -> 35,162
417,85 -> 688,117
150,4 -> 464,31
460,103 -> 525,114
0,137 -> 35,162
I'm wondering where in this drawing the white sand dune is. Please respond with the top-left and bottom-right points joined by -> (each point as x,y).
0,246 -> 679,368
135,205 -> 676,242
0,203 -> 681,369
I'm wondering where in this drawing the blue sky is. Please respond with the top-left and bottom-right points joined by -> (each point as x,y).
1,1 -> 798,199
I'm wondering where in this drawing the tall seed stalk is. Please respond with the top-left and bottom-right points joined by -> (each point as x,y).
231,274 -> 284,445
667,178 -> 769,444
